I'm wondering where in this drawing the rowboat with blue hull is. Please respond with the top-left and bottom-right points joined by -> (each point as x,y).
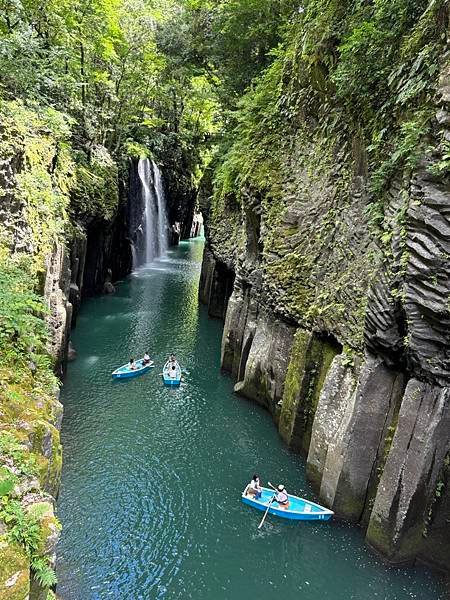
242,486 -> 334,521
112,358 -> 154,379
162,360 -> 182,386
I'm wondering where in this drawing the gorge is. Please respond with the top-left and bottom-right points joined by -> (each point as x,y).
0,1 -> 449,599
55,238 -> 447,599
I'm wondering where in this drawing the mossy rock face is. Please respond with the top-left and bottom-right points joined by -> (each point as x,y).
41,427 -> 62,498
46,433 -> 62,498
366,514 -> 424,566
278,330 -> 311,445
26,419 -> 62,497
0,99 -> 74,273
207,204 -> 242,271
0,539 -> 30,600
71,146 -> 119,223
26,501 -> 61,557
279,331 -> 339,455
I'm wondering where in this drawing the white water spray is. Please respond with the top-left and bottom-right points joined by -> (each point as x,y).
152,160 -> 168,257
134,158 -> 168,267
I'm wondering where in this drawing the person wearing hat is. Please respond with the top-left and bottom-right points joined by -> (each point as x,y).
275,484 -> 289,508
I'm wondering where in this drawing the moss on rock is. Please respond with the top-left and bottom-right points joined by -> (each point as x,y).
279,331 -> 339,454
278,330 -> 311,446
0,539 -> 30,600
71,146 -> 119,223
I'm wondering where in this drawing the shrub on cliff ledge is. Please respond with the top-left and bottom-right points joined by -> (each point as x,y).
0,100 -> 74,274
71,146 -> 119,223
0,253 -> 53,383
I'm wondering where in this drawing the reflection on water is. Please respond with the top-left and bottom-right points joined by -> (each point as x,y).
56,239 -> 446,600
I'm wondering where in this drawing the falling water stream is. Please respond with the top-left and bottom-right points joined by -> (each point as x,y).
134,158 -> 168,266
153,162 -> 168,258
56,239 -> 447,600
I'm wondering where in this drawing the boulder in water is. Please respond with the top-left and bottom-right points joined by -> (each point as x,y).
103,281 -> 115,294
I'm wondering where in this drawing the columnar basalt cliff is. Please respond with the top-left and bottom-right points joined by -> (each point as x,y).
200,6 -> 450,574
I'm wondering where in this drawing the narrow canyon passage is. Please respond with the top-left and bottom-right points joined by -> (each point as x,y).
56,239 -> 446,600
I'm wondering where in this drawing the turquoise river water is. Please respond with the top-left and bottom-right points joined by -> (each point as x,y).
56,239 -> 447,600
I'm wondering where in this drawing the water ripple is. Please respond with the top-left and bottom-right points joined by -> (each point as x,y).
56,241 -> 446,600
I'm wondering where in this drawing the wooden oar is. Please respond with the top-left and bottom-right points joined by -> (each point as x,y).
258,495 -> 276,529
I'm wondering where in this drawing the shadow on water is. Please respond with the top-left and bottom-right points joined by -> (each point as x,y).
56,238 -> 447,600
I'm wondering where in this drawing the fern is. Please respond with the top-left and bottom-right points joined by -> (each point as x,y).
32,558 -> 58,588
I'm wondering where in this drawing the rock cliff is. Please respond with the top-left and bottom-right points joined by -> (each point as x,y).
199,5 -> 450,574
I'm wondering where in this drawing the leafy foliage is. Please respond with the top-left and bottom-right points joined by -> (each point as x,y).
71,147 -> 119,221
1,499 -> 41,555
0,498 -> 58,589
32,558 -> 58,588
0,255 -> 50,371
0,433 -> 39,478
210,0 -> 447,212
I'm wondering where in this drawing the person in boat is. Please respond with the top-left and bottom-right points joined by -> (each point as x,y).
169,353 -> 176,366
143,352 -> 151,365
247,474 -> 262,499
129,358 -> 137,370
275,484 -> 289,509
169,365 -> 177,379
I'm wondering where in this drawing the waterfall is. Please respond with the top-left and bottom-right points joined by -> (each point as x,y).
152,160 -> 168,257
132,158 -> 168,268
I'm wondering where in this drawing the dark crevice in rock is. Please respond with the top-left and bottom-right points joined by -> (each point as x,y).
238,330 -> 254,382
199,246 -> 235,321
315,330 -> 343,353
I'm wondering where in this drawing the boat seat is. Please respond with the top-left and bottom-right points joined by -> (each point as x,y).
304,504 -> 312,513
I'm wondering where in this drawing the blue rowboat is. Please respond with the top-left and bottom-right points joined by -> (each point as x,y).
162,360 -> 182,386
241,486 -> 334,521
112,358 -> 154,379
